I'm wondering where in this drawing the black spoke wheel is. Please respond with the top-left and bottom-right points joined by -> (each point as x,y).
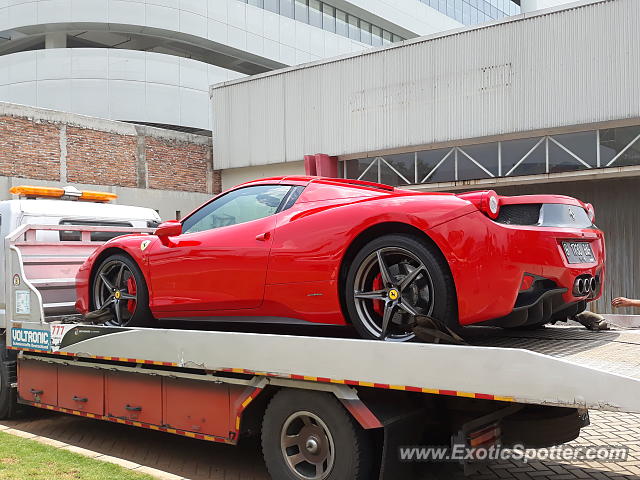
345,234 -> 457,341
262,390 -> 372,480
91,254 -> 154,327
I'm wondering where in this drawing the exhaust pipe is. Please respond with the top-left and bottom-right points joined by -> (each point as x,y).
574,276 -> 595,296
577,278 -> 586,296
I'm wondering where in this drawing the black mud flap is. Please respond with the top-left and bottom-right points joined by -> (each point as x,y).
377,407 -> 426,480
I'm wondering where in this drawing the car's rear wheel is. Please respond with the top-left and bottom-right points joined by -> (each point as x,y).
91,254 -> 154,327
345,234 -> 456,341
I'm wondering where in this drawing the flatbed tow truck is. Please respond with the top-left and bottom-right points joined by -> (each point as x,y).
2,223 -> 640,480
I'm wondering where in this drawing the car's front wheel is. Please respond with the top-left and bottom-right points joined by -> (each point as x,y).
91,253 -> 154,327
345,234 -> 456,341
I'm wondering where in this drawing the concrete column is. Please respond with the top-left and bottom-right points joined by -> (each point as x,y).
520,0 -> 581,13
45,32 -> 67,49
59,124 -> 67,182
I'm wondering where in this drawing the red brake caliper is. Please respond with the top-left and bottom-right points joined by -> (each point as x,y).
372,274 -> 384,316
126,276 -> 137,313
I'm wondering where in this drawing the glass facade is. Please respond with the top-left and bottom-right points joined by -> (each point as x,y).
341,125 -> 640,186
238,0 -> 405,46
419,0 -> 520,25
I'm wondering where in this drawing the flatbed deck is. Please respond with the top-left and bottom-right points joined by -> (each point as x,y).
8,319 -> 640,416
468,324 -> 640,381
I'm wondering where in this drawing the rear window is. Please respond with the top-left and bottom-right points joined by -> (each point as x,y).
495,203 -> 593,228
539,204 -> 593,228
59,220 -> 132,242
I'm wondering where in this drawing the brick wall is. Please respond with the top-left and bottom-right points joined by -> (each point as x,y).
0,115 -> 60,180
0,103 -> 217,194
66,126 -> 138,187
146,137 -> 211,193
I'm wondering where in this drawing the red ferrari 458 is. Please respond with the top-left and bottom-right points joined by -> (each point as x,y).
76,176 -> 605,341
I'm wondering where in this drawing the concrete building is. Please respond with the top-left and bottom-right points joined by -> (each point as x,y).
0,0 -> 522,133
210,0 -> 640,314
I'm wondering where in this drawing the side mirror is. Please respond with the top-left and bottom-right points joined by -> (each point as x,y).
154,220 -> 182,238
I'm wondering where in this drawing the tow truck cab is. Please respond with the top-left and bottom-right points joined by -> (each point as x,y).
0,185 -> 160,323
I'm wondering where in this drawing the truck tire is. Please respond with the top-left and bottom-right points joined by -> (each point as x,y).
0,337 -> 18,419
262,389 -> 373,480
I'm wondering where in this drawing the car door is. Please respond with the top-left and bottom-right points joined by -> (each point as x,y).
146,184 -> 293,315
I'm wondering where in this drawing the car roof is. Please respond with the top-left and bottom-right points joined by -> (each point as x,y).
239,176 -> 397,192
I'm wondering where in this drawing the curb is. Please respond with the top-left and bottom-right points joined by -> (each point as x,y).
0,423 -> 188,480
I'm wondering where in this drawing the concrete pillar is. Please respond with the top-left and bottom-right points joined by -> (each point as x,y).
520,0 -> 582,13
45,32 -> 67,49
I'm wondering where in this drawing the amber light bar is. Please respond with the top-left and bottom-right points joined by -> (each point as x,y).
9,185 -> 118,202
9,186 -> 65,198
80,190 -> 118,202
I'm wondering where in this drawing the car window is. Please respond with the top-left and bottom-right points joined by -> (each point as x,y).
59,220 -> 133,242
182,185 -> 291,234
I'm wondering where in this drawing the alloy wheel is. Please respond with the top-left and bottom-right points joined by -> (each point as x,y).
92,259 -> 139,326
353,247 -> 434,341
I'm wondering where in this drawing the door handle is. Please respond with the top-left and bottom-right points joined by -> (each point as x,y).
125,404 -> 142,412
255,232 -> 271,241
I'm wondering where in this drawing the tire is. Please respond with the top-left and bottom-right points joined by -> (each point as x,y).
345,234 -> 457,341
261,389 -> 373,480
0,337 -> 19,419
91,254 -> 154,327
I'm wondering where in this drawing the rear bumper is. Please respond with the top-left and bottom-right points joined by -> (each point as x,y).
429,211 -> 605,326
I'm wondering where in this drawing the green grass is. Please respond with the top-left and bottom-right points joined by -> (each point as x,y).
0,431 -> 154,480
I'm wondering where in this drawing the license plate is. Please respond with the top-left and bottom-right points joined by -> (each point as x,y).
562,242 -> 595,264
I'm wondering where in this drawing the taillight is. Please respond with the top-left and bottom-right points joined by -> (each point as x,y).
585,203 -> 595,224
458,190 -> 501,219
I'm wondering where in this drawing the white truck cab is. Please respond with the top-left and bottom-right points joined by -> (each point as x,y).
0,185 -> 161,323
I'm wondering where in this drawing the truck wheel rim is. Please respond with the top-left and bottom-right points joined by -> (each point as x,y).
280,411 -> 335,480
93,259 -> 138,326
353,246 -> 434,341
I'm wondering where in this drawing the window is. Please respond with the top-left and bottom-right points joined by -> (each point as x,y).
360,20 -> 371,45
280,0 -> 294,18
322,3 -> 335,32
382,30 -> 392,45
59,220 -> 132,242
335,10 -> 348,37
309,0 -> 322,27
348,15 -> 360,41
235,0 -> 405,46
371,25 -> 382,46
265,0 -> 279,12
182,185 -> 292,234
295,0 -> 308,23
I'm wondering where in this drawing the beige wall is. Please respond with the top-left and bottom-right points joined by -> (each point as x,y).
221,161 -> 306,191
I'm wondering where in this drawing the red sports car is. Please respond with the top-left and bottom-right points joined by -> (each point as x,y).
75,176 -> 605,341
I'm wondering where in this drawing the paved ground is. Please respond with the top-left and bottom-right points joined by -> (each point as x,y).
3,409 -> 640,480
